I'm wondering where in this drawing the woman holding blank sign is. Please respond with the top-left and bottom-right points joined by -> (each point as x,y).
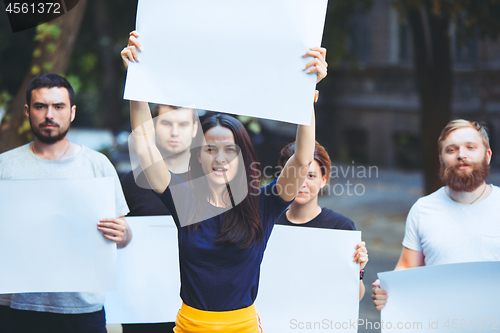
276,141 -> 368,300
122,31 -> 327,332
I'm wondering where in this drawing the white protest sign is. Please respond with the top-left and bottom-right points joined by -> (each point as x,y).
105,216 -> 181,324
256,225 -> 361,332
379,262 -> 500,332
124,0 -> 328,125
0,178 -> 116,293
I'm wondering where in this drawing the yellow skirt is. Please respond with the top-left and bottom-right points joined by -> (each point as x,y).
173,303 -> 264,333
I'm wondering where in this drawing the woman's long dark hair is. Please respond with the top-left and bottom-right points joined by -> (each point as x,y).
188,114 -> 262,249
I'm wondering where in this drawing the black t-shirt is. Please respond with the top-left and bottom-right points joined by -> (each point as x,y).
276,207 -> 355,230
120,169 -> 189,216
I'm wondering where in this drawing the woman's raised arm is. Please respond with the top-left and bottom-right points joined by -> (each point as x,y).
123,31 -> 171,193
277,47 -> 327,202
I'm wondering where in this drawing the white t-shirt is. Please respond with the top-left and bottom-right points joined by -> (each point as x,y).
0,143 -> 129,314
403,185 -> 500,266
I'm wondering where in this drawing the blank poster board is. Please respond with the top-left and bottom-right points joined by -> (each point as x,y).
105,216 -> 181,324
256,225 -> 361,332
124,0 -> 329,125
0,178 -> 117,293
379,262 -> 500,332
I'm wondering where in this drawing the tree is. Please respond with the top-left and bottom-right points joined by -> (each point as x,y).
0,0 -> 88,153
322,0 -> 372,68
314,0 -> 373,164
92,1 -> 122,132
394,0 -> 500,194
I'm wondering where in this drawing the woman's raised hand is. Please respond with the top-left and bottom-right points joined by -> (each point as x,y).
303,47 -> 327,84
121,31 -> 142,69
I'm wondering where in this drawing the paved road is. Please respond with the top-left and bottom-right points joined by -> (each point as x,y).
318,166 -> 500,332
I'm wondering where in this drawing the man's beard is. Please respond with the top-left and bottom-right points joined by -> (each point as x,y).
439,156 -> 490,192
30,118 -> 69,144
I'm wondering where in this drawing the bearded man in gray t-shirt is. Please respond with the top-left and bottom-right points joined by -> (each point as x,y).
371,119 -> 500,311
0,73 -> 130,333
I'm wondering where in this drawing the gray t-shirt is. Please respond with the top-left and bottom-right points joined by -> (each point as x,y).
403,185 -> 500,266
0,143 -> 129,314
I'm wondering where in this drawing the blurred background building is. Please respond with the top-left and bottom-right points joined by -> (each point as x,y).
318,0 -> 500,169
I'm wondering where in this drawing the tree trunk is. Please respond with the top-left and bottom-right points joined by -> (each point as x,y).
0,0 -> 88,153
407,0 -> 452,194
93,0 -> 123,132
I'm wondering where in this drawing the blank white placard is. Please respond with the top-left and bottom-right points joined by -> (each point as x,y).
379,262 -> 500,332
105,216 -> 181,324
256,225 -> 361,332
124,0 -> 329,125
0,178 -> 116,293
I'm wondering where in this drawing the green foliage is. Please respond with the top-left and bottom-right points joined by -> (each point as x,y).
66,75 -> 82,94
0,91 -> 12,108
79,53 -> 98,73
17,118 -> 31,135
42,61 -> 52,72
45,43 -> 56,54
237,115 -> 252,124
247,120 -> 261,134
31,64 -> 41,75
33,47 -> 42,58
237,115 -> 262,134
34,23 -> 62,41
0,91 -> 11,124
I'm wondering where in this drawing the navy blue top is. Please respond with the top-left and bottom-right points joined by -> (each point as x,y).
276,208 -> 355,231
155,174 -> 291,311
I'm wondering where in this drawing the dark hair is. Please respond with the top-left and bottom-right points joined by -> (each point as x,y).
152,104 -> 197,123
189,114 -> 262,249
278,141 -> 332,184
26,73 -> 75,108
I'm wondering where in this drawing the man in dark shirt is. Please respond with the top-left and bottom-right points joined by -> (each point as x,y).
120,104 -> 199,332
